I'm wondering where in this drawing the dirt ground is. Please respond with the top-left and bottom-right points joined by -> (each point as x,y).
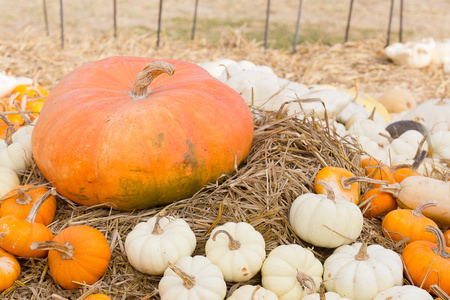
1,0 -> 449,46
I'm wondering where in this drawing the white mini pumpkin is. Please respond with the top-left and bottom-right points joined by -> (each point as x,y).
227,285 -> 279,300
323,243 -> 403,300
159,255 -> 227,300
125,214 -> 197,275
205,222 -> 266,282
261,244 -> 323,300
0,167 -> 20,198
303,283 -> 350,300
373,285 -> 433,300
0,125 -> 34,172
289,187 -> 363,248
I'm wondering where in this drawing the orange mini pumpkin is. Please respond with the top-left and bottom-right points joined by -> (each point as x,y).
84,294 -> 112,300
0,189 -> 55,257
0,247 -> 21,292
402,225 -> 450,294
32,57 -> 254,211
361,187 -> 397,218
31,225 -> 111,290
382,200 -> 438,244
0,185 -> 57,226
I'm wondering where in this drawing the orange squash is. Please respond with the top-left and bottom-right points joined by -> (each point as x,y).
402,226 -> 450,294
314,166 -> 388,204
32,57 -> 254,211
0,69 -> 48,139
382,200 -> 439,244
31,225 -> 111,290
0,185 -> 57,226
0,189 -> 54,257
0,247 -> 20,292
361,187 -> 397,218
84,294 -> 112,300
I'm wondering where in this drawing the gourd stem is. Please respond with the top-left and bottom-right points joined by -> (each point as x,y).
412,200 -> 437,218
151,212 -> 166,235
426,225 -> 450,259
24,188 -> 56,223
355,242 -> 369,261
28,67 -> 44,98
16,189 -> 33,205
129,61 -> 175,100
166,261 -> 196,290
251,286 -> 261,300
342,176 -> 388,189
379,183 -> 401,198
296,271 -> 316,295
212,230 -> 241,250
316,179 -> 335,201
431,284 -> 450,299
319,282 -> 326,300
30,241 -> 74,260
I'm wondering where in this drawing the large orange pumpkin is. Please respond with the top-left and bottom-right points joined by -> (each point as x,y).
32,57 -> 254,210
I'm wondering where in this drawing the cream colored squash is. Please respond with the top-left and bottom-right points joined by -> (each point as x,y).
377,88 -> 417,114
205,222 -> 266,282
0,72 -> 32,98
397,98 -> 450,132
0,167 -> 20,198
289,186 -> 363,248
261,244 -> 323,300
385,38 -> 436,68
373,285 -> 433,300
0,125 -> 34,172
323,243 -> 403,300
158,255 -> 227,300
388,130 -> 428,165
430,131 -> 450,159
227,285 -> 279,300
125,214 -> 197,275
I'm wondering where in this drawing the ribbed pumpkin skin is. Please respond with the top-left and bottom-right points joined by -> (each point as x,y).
48,225 -> 111,290
32,57 -> 254,210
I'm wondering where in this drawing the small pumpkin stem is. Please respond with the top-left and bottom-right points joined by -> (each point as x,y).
341,176 -> 388,189
425,225 -> 450,259
16,189 -> 33,205
212,230 -> 241,250
129,61 -> 175,100
379,183 -> 401,198
316,179 -> 336,201
411,149 -> 427,171
166,261 -> 196,290
251,286 -> 261,300
151,211 -> 167,235
24,188 -> 56,223
355,242 -> 370,261
30,241 -> 74,260
319,282 -> 326,300
296,271 -> 316,294
0,233 -> 4,238
412,200 -> 437,218
368,107 -> 376,121
431,284 -> 450,299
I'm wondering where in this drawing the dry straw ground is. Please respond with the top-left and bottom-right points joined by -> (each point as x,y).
0,1 -> 450,299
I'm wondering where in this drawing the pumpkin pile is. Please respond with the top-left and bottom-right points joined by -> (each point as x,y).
0,54 -> 449,300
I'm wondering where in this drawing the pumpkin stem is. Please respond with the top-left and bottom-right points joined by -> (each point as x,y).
151,211 -> 167,235
251,286 -> 261,300
27,67 -> 44,98
341,176 -> 388,189
24,188 -> 57,223
30,241 -> 74,260
296,271 -> 316,294
212,229 -> 241,250
166,261 -> 196,290
16,189 -> 33,205
431,284 -> 450,299
0,233 -> 4,238
425,225 -> 450,259
379,183 -> 401,199
355,242 -> 369,261
316,179 -> 336,201
319,282 -> 326,300
412,200 -> 437,218
129,61 -> 175,100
